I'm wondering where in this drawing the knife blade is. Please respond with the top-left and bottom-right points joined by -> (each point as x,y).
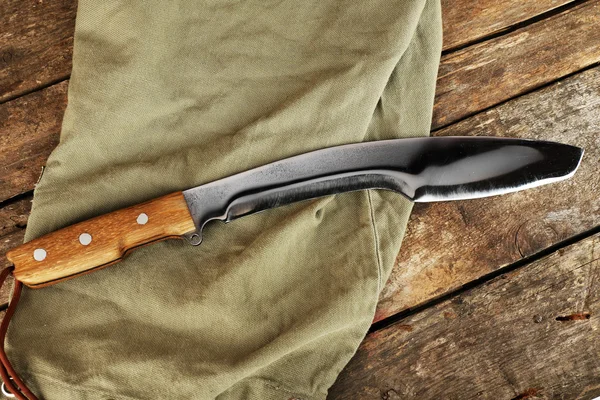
6,136 -> 583,288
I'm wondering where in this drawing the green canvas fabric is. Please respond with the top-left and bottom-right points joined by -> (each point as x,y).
6,0 -> 441,398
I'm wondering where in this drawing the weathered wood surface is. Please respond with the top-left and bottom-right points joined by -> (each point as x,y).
441,0 -> 574,51
330,233 -> 600,399
0,232 -> 20,303
0,81 -> 66,203
0,0 -> 76,103
375,65 -> 600,322
0,198 -> 30,302
0,198 -> 30,239
433,0 -> 600,129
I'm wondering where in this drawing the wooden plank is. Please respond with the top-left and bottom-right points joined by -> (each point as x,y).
0,198 -> 30,303
0,81 -> 67,203
330,233 -> 600,399
0,231 -> 23,304
0,0 -> 75,103
441,0 -> 575,51
376,66 -> 600,322
434,0 -> 600,129
0,197 -> 30,238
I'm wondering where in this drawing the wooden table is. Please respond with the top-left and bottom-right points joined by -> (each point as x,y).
1,0 -> 599,398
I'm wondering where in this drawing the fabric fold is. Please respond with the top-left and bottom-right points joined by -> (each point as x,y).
7,0 -> 442,398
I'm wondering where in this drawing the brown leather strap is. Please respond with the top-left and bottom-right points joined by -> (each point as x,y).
0,267 -> 39,400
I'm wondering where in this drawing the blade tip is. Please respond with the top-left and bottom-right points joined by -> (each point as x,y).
568,145 -> 584,176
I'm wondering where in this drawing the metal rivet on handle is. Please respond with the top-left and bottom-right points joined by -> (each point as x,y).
33,248 -> 47,262
137,213 -> 149,225
79,233 -> 92,245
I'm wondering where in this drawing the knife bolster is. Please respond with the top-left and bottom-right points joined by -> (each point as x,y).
7,192 -> 196,288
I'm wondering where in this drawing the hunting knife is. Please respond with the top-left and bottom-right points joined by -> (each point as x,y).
6,136 -> 583,288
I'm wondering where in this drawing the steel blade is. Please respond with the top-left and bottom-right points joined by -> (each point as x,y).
182,137 -> 583,244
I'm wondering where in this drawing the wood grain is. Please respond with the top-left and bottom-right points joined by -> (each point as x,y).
0,198 -> 31,303
0,81 -> 67,203
7,192 -> 195,287
0,197 -> 30,239
441,0 -> 575,51
376,65 -> 600,322
0,0 -> 596,396
0,0 -> 76,103
330,233 -> 600,399
434,0 -> 600,129
0,231 -> 23,305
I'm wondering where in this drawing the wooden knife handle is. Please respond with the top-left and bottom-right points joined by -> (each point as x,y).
6,192 -> 196,288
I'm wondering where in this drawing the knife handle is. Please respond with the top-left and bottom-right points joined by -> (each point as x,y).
6,192 -> 196,288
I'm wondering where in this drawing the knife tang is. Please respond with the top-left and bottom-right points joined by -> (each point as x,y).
6,192 -> 195,288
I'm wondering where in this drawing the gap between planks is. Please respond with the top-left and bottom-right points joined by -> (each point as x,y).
330,232 -> 600,399
0,191 -> 34,213
441,0 -> 587,54
433,0 -> 600,129
371,224 -> 600,333
0,74 -> 70,107
432,60 -> 600,133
